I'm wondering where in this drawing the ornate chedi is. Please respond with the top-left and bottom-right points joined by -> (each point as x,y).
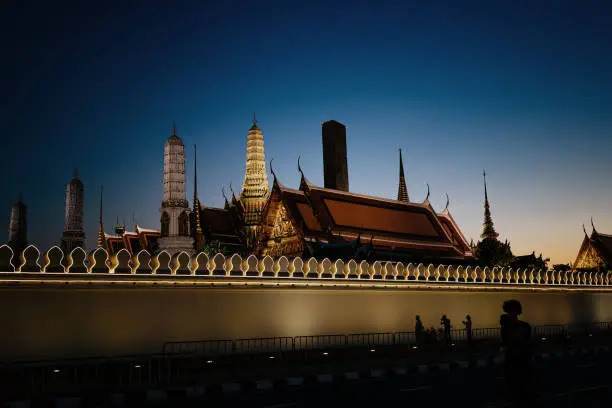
397,148 -> 409,202
474,170 -> 513,266
573,220 -> 612,271
480,170 -> 499,240
239,114 -> 270,252
61,169 -> 85,253
158,124 -> 194,255
8,192 -> 28,255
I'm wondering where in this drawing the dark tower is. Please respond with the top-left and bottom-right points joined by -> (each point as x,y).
191,144 -> 204,251
61,169 -> 85,252
96,186 -> 107,250
322,120 -> 349,192
8,192 -> 28,255
397,149 -> 409,202
481,170 -> 499,240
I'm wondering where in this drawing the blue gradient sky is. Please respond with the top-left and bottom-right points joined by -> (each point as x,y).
2,0 -> 611,265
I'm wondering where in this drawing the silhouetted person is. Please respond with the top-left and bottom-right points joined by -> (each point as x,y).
500,300 -> 534,406
415,315 -> 425,348
462,315 -> 472,346
441,315 -> 452,348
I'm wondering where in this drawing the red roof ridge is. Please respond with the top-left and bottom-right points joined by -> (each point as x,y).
437,210 -> 472,251
307,184 -> 433,209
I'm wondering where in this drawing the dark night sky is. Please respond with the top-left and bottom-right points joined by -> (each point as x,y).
1,0 -> 611,264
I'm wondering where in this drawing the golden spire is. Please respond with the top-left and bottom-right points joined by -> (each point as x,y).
240,114 -> 269,226
397,148 -> 409,202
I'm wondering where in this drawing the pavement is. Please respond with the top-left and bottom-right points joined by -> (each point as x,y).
148,345 -> 612,407
9,344 -> 610,407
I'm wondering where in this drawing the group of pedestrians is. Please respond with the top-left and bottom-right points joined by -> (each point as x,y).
414,314 -> 472,350
413,300 -> 534,406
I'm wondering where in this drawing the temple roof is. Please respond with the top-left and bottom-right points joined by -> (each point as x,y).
261,173 -> 474,260
200,206 -> 240,235
198,205 -> 244,250
591,231 -> 612,264
573,224 -> 612,271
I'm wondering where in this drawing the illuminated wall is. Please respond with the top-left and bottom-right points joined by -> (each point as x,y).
1,283 -> 611,361
0,244 -> 610,361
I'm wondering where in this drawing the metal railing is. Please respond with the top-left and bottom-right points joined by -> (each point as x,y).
161,322 -> 612,357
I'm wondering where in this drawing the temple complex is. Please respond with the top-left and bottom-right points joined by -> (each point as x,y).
573,220 -> 612,271
61,169 -> 85,253
3,116 -> 487,266
80,116 -> 477,263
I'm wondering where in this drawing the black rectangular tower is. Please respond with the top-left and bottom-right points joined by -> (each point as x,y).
322,120 -> 349,192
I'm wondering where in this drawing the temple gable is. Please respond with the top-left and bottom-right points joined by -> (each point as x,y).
574,239 -> 604,270
260,196 -> 303,258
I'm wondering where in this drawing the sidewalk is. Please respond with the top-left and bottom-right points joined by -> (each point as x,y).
6,340 -> 611,407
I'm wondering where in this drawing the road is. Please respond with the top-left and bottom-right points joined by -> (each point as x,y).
151,348 -> 612,408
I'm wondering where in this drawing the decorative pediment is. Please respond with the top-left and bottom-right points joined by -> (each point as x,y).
270,204 -> 297,242
575,241 -> 604,270
260,194 -> 304,257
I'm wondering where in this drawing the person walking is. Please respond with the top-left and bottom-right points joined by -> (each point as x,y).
500,300 -> 534,406
441,315 -> 452,348
415,315 -> 425,349
462,315 -> 473,347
